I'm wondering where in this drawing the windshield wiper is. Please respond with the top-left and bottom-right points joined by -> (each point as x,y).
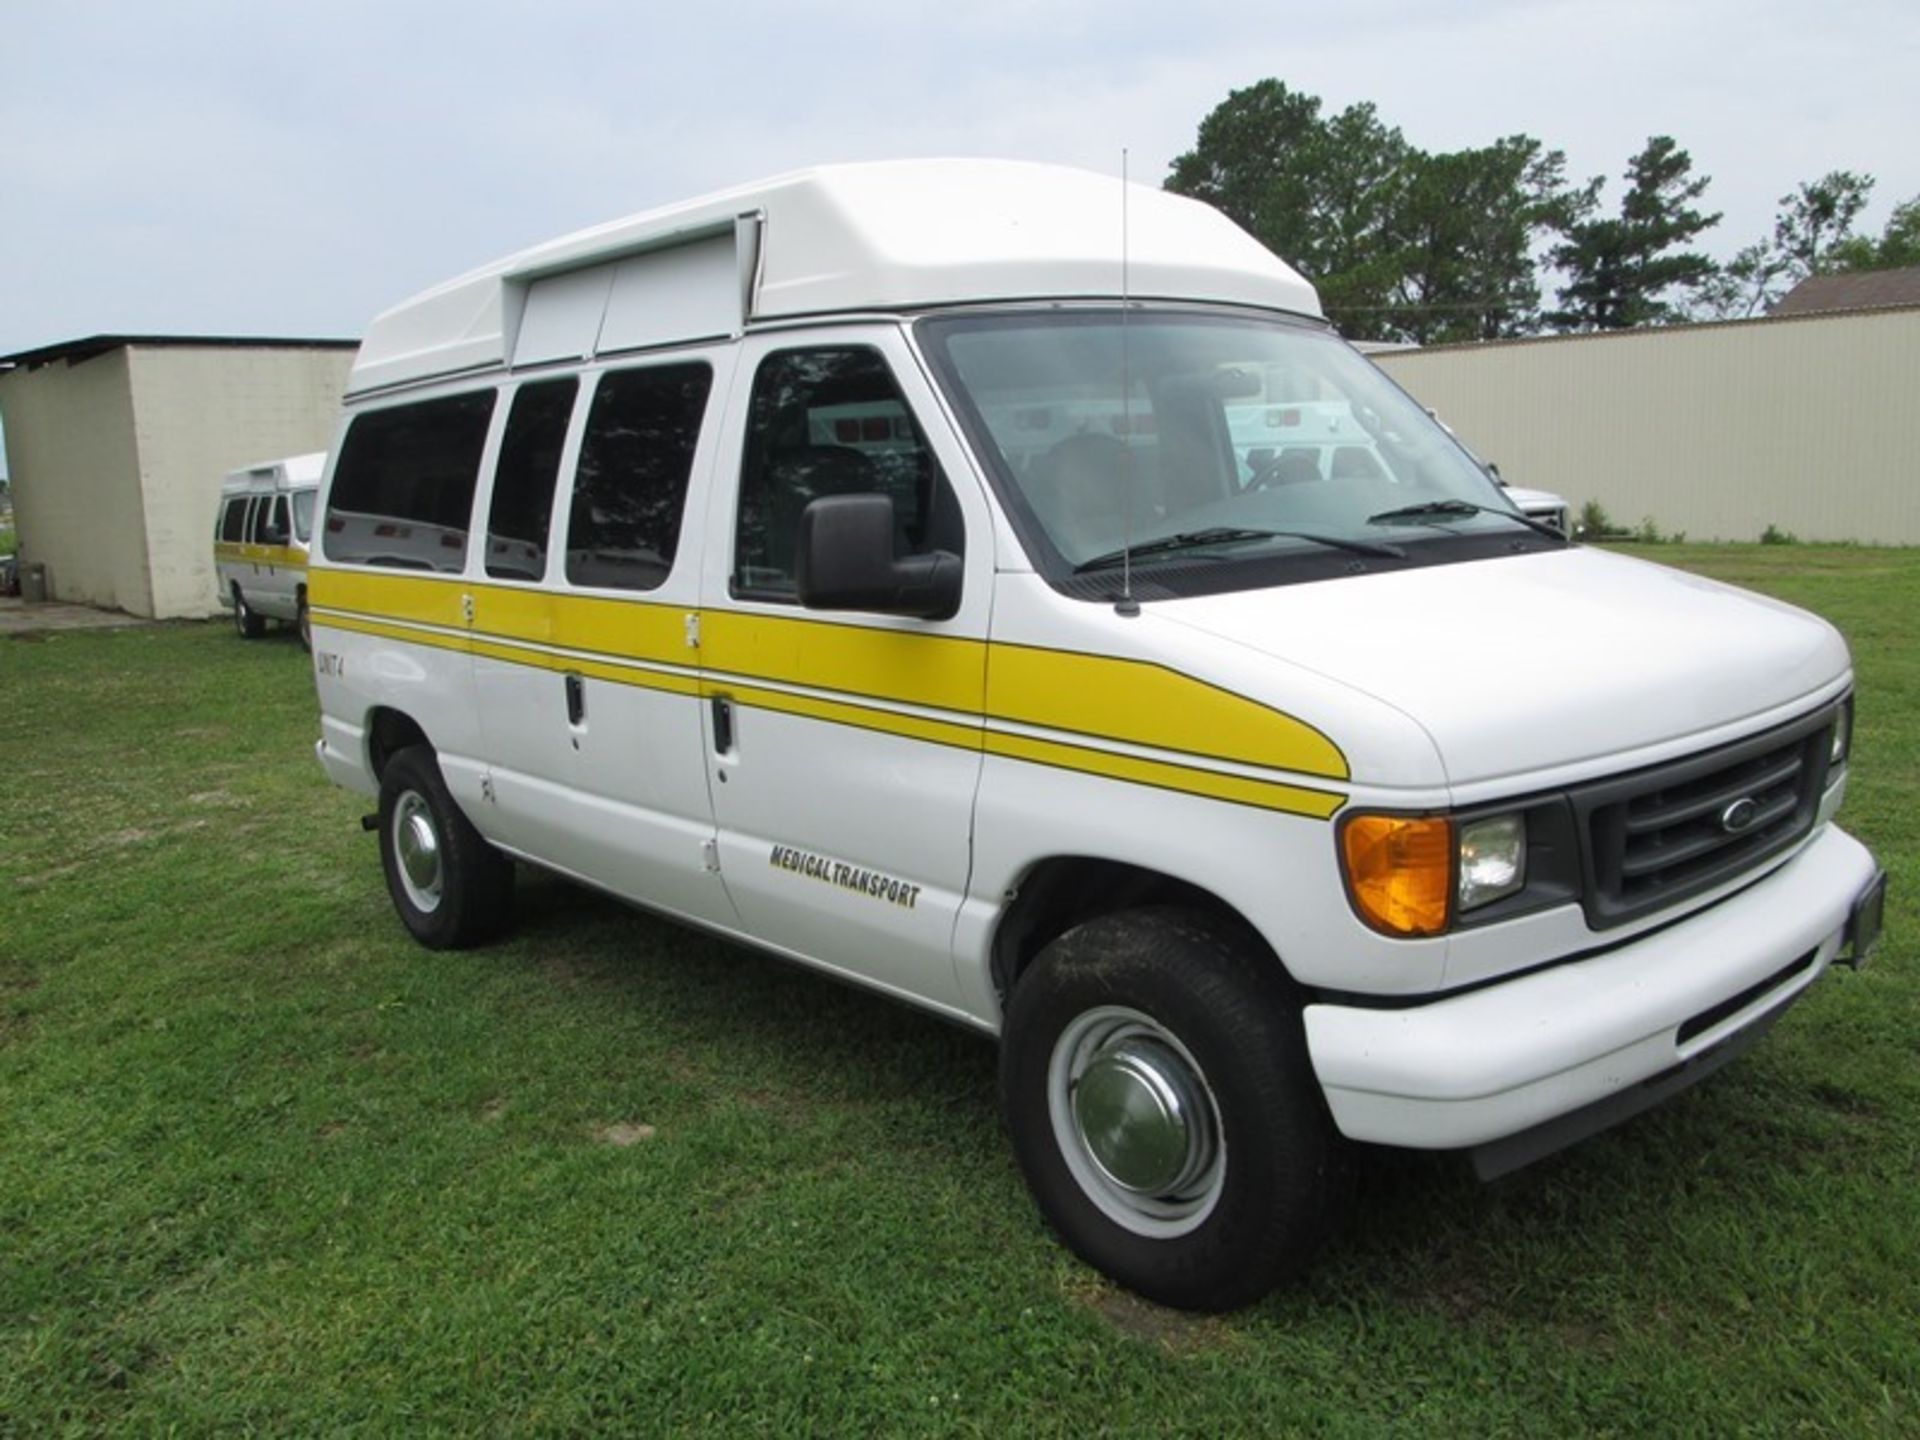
1074,526 -> 1404,574
1365,499 -> 1566,541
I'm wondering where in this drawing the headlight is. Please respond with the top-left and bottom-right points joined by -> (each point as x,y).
1340,810 -> 1530,936
1458,814 -> 1527,911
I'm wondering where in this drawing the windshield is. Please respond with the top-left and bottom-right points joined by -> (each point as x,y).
291,489 -> 316,543
921,310 -> 1547,594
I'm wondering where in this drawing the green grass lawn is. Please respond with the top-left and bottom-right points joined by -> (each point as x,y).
3,545 -> 1915,1434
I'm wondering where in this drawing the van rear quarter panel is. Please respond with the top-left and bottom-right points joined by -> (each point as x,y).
309,571 -> 486,808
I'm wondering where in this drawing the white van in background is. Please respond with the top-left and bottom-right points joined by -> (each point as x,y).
214,453 -> 324,647
306,161 -> 1885,1310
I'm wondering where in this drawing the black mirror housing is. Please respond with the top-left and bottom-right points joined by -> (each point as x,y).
796,493 -> 961,621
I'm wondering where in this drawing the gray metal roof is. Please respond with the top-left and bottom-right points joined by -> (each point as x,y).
1772,266 -> 1920,317
0,333 -> 358,371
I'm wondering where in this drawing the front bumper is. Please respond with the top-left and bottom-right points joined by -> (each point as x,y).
1304,824 -> 1880,1154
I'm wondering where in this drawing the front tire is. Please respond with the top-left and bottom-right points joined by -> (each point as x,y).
232,585 -> 266,639
1001,907 -> 1348,1311
376,745 -> 514,949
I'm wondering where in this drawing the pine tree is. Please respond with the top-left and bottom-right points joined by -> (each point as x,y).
1549,137 -> 1720,329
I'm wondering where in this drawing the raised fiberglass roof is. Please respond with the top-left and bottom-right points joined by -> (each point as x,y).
348,159 -> 1322,395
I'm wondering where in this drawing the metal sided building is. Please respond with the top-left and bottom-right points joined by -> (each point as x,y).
1372,303 -> 1920,546
0,335 -> 357,617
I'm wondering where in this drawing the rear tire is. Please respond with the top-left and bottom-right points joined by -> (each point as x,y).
1000,907 -> 1349,1311
376,745 -> 514,949
232,585 -> 266,639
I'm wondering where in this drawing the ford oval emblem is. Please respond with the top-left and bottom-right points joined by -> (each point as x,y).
1719,797 -> 1760,834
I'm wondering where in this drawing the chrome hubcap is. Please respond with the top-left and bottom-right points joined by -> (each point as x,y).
1073,1036 -> 1211,1196
1049,1006 -> 1225,1238
393,792 -> 442,912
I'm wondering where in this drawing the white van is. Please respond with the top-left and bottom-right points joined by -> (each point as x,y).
309,161 -> 1886,1310
214,453 -> 324,647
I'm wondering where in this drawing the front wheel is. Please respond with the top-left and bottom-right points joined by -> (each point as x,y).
1000,907 -> 1348,1311
376,745 -> 515,949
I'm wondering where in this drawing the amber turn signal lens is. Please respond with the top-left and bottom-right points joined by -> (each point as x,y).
1341,814 -> 1453,936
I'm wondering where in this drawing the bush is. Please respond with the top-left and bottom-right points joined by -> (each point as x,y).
1760,523 -> 1799,545
1577,500 -> 1614,539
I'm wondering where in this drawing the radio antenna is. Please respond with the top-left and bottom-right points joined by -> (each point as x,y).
1115,147 -> 1140,618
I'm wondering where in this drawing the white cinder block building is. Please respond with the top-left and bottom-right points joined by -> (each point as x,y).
0,335 -> 356,617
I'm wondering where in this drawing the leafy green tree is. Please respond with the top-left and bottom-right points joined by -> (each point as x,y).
1824,194 -> 1920,272
1166,82 -> 1571,342
1387,137 -> 1575,342
1166,80 -> 1412,340
1298,101 -> 1416,336
1772,170 -> 1875,275
1690,171 -> 1889,319
1689,240 -> 1791,319
1548,136 -> 1720,329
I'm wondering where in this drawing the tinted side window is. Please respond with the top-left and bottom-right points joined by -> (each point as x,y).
565,363 -> 711,592
324,391 -> 496,572
270,496 -> 290,541
219,498 -> 246,542
247,496 -> 273,543
734,348 -> 962,600
486,378 -> 578,582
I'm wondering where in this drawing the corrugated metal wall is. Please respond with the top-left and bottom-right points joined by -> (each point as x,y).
1373,306 -> 1920,544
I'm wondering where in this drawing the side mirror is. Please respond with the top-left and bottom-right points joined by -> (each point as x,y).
796,493 -> 961,621
1485,462 -> 1507,486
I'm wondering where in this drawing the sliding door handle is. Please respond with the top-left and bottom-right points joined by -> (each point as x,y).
564,672 -> 585,726
711,695 -> 734,755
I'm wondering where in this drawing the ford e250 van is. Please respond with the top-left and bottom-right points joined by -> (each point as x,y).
215,452 -> 324,648
309,160 -> 1886,1310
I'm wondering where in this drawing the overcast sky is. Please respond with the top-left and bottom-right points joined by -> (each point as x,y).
2,0 -> 1916,360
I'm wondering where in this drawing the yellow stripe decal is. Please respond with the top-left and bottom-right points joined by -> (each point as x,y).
986,644 -> 1347,780
216,542 -> 308,568
706,679 -> 984,754
701,609 -> 986,715
312,570 -> 467,629
985,731 -> 1345,818
320,611 -> 470,655
308,568 -> 1349,817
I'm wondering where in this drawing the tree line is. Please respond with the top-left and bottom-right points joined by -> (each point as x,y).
1164,80 -> 1918,344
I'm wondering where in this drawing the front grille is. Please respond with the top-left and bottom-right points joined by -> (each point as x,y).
1571,704 -> 1838,930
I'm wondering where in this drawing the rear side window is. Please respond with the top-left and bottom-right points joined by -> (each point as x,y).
486,378 -> 578,582
565,362 -> 712,592
734,347 -> 962,601
219,498 -> 246,542
324,391 -> 497,572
